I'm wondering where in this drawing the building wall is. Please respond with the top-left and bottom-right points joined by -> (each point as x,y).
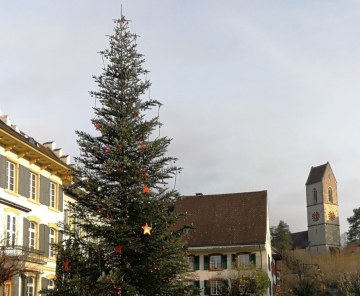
186,246 -> 273,296
0,145 -> 66,296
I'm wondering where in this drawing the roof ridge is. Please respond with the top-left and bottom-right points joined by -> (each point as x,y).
183,190 -> 267,197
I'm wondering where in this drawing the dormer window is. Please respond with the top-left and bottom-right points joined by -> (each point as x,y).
313,189 -> 317,204
328,187 -> 333,203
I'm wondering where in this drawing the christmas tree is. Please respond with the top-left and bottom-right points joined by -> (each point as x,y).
42,15 -> 199,296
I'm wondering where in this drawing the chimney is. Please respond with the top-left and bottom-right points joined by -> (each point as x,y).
53,148 -> 63,158
12,125 -> 20,133
43,141 -> 56,150
60,155 -> 70,165
0,115 -> 11,126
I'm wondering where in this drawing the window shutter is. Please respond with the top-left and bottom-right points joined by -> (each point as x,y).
58,185 -> 64,211
194,280 -> 200,288
194,255 -> 200,270
18,165 -> 24,196
39,224 -> 46,254
204,280 -> 209,295
41,277 -> 48,289
23,218 -> 30,248
64,210 -> 69,224
250,253 -> 256,266
58,230 -> 63,244
222,254 -> 228,269
231,254 -> 236,267
0,155 -> 6,189
44,225 -> 50,258
203,255 -> 209,270
40,175 -> 50,206
11,275 -> 19,296
19,165 -> 30,198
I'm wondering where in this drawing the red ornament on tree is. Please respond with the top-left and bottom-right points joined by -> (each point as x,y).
115,244 -> 123,255
142,185 -> 150,193
64,260 -> 69,272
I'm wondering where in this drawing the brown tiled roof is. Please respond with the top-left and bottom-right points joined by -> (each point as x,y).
305,163 -> 328,185
291,231 -> 309,250
173,191 -> 268,247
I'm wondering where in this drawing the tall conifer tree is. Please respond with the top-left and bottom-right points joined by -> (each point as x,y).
43,15 -> 198,296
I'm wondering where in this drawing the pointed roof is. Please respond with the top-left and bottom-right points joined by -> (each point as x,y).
173,191 -> 268,247
305,162 -> 328,185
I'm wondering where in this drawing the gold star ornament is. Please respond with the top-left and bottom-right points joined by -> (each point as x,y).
142,222 -> 152,235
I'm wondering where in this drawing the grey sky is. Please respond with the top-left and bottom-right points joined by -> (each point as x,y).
1,1 -> 360,235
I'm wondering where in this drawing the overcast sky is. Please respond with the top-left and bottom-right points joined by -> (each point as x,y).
1,1 -> 360,235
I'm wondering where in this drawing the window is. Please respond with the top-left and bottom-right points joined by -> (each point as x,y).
48,279 -> 54,290
210,281 -> 221,295
313,188 -> 317,203
6,161 -> 15,191
210,255 -> 222,270
187,256 -> 194,271
6,214 -> 16,246
49,228 -> 56,258
3,281 -> 11,296
29,172 -> 37,200
29,222 -> 36,250
50,182 -> 57,208
328,187 -> 333,203
183,281 -> 194,287
239,281 -> 246,293
26,277 -> 34,296
238,254 -> 250,267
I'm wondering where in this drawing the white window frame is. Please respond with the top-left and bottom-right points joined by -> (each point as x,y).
29,172 -> 37,200
48,279 -> 54,290
26,277 -> 34,296
6,213 -> 17,246
187,256 -> 195,271
6,161 -> 15,191
210,255 -> 222,270
50,182 -> 56,208
238,254 -> 250,267
211,280 -> 222,295
29,222 -> 36,250
49,228 -> 55,258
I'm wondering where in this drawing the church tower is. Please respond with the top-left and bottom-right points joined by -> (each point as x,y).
305,162 -> 340,254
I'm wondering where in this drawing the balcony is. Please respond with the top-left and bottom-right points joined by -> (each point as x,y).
0,245 -> 46,265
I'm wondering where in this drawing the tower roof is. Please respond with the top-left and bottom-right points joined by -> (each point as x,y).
305,162 -> 328,185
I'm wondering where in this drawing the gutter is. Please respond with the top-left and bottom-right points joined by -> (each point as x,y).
189,243 -> 266,251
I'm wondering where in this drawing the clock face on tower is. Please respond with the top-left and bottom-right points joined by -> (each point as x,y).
328,211 -> 336,221
312,212 -> 320,222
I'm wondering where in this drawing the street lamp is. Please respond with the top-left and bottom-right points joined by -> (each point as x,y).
302,263 -> 320,279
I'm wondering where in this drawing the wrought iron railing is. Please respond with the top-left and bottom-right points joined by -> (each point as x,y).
0,245 -> 45,264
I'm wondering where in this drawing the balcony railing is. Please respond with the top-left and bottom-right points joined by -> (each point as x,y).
0,245 -> 45,264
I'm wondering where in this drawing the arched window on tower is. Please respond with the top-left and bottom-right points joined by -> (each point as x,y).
313,189 -> 317,204
328,187 -> 333,203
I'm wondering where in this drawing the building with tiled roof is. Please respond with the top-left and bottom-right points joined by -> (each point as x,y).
174,191 -> 277,296
0,109 -> 73,296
